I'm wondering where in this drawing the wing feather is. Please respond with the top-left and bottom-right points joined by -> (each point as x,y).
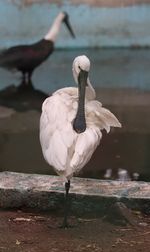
40,89 -> 77,174
45,130 -> 67,171
86,100 -> 121,133
70,128 -> 102,172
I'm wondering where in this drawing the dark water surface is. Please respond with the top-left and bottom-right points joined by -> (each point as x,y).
0,49 -> 150,181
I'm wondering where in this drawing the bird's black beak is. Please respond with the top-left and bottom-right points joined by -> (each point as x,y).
63,14 -> 75,38
78,69 -> 88,89
73,70 -> 88,133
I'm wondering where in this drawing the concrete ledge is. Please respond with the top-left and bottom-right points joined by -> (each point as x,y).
0,172 -> 150,215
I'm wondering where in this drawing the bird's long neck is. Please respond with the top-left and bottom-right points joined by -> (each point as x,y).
86,78 -> 96,100
44,13 -> 64,42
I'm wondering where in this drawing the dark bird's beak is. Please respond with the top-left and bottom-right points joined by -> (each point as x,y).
73,70 -> 88,133
63,13 -> 75,38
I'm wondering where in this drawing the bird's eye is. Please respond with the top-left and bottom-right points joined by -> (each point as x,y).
78,66 -> 81,70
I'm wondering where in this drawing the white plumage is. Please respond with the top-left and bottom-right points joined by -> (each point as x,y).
39,55 -> 121,227
40,55 -> 121,181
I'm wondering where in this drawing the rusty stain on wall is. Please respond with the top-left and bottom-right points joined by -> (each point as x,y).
10,0 -> 62,7
71,0 -> 150,7
9,0 -> 150,7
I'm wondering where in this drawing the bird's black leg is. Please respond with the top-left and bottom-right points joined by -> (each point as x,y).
27,71 -> 33,85
22,72 -> 26,85
61,180 -> 71,228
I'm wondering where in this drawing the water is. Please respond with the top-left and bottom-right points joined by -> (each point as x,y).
1,48 -> 150,92
0,48 -> 150,181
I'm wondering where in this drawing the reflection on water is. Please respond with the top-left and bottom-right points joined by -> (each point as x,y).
0,81 -> 48,112
0,49 -> 150,181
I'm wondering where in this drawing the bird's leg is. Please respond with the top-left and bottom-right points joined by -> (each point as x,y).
21,73 -> 26,85
61,180 -> 71,228
27,71 -> 33,85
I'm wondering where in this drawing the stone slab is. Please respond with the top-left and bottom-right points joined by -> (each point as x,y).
0,172 -> 150,215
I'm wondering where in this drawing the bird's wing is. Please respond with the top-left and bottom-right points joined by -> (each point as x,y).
0,46 -> 32,69
86,100 -> 121,133
70,100 -> 121,173
40,91 -> 77,173
70,127 -> 102,173
0,42 -> 50,69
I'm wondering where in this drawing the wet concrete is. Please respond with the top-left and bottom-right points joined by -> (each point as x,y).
0,49 -> 150,181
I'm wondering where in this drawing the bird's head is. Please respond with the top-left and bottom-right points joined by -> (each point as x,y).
62,12 -> 75,38
72,55 -> 90,133
72,55 -> 90,85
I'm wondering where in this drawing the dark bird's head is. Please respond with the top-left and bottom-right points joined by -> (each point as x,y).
62,12 -> 75,38
72,55 -> 90,133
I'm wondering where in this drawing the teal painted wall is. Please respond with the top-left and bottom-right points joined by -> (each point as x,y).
0,0 -> 150,48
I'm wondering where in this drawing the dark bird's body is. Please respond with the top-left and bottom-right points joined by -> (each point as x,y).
0,39 -> 54,82
0,12 -> 75,85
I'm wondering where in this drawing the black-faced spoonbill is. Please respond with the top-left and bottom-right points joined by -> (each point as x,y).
39,55 -> 121,228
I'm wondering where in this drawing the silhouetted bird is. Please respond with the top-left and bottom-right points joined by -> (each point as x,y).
0,12 -> 75,85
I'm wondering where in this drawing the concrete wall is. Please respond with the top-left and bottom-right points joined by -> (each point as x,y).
0,0 -> 150,48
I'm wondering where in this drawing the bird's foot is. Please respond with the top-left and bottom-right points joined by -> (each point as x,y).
59,220 -> 73,229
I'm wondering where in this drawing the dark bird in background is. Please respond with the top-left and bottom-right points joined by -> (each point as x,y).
0,12 -> 75,86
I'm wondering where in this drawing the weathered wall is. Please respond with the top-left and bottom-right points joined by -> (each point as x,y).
9,0 -> 150,7
0,0 -> 150,48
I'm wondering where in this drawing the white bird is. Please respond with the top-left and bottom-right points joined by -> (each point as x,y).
39,55 -> 121,227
